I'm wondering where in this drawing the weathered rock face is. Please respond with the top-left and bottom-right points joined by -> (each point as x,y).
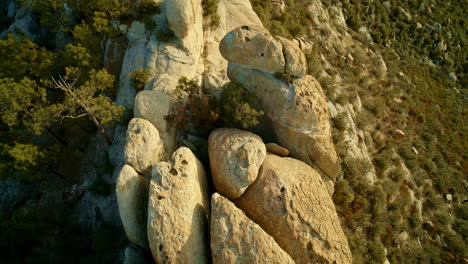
235,154 -> 352,264
211,193 -> 295,264
202,0 -> 263,92
134,90 -> 175,155
165,0 -> 195,38
147,147 -> 210,264
123,246 -> 150,264
277,36 -> 307,77
123,118 -> 165,177
116,165 -> 150,249
208,128 -> 266,199
220,25 -> 285,74
116,21 -> 148,109
227,63 -> 339,179
265,143 -> 289,157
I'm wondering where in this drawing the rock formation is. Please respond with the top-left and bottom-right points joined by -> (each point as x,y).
123,118 -> 165,177
111,1 -> 351,263
235,154 -> 352,264
116,165 -> 150,249
134,91 -> 175,155
210,193 -> 295,264
147,147 -> 210,263
208,128 -> 266,199
220,25 -> 339,180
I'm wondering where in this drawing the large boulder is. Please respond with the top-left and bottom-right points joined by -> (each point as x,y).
211,193 -> 294,264
116,165 -> 150,249
208,128 -> 266,199
147,147 -> 210,263
202,0 -> 263,92
235,154 -> 352,264
220,25 -> 285,74
165,0 -> 198,38
228,64 -> 339,179
134,90 -> 176,155
123,118 -> 165,177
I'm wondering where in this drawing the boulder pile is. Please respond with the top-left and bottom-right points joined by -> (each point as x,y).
112,0 -> 351,263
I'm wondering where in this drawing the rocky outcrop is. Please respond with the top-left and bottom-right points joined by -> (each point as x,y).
208,128 -> 266,199
166,0 -> 196,38
211,193 -> 294,264
134,91 -> 175,155
227,62 -> 339,179
202,0 -> 263,92
220,25 -> 285,74
277,36 -> 307,77
116,165 -> 150,249
147,147 -> 210,264
123,118 -> 165,177
235,154 -> 352,264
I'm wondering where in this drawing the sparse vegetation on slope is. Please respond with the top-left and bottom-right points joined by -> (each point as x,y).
250,0 -> 467,262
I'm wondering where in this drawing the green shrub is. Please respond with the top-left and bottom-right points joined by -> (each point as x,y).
332,112 -> 348,131
202,0 -> 220,27
219,82 -> 264,129
130,68 -> 151,91
168,77 -> 264,137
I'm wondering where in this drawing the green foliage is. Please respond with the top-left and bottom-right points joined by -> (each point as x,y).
169,77 -> 221,136
0,77 -> 52,135
202,0 -> 221,27
250,0 -> 309,38
168,77 -> 264,137
130,68 -> 152,91
219,82 -> 264,129
274,70 -> 295,84
0,34 -> 55,80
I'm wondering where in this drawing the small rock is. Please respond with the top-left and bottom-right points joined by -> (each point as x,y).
211,193 -> 295,264
208,128 -> 266,199
265,143 -> 289,157
394,129 -> 406,137
446,194 -> 453,201
412,147 -> 418,155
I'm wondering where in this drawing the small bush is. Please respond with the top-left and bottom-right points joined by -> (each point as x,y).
219,82 -> 264,129
130,68 -> 151,91
202,0 -> 221,28
168,78 -> 264,137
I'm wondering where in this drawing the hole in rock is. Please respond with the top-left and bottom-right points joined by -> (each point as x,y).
241,25 -> 250,30
159,245 -> 163,251
280,187 -> 286,193
169,168 -> 178,176
157,196 -> 164,200
245,37 -> 251,41
260,53 -> 264,57
181,160 -> 188,165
